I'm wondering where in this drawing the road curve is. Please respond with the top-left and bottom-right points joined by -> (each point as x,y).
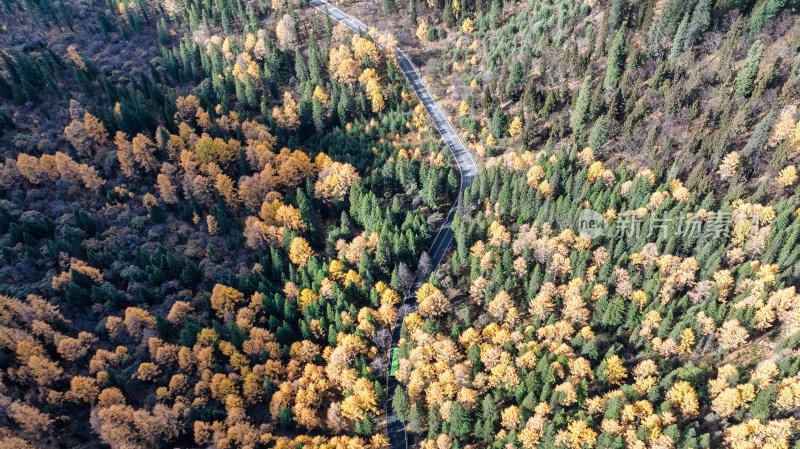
308,1 -> 477,447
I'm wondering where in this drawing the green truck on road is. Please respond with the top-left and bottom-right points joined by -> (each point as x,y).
389,347 -> 400,376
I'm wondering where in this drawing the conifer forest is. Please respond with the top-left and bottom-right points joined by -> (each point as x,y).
1,0 -> 800,447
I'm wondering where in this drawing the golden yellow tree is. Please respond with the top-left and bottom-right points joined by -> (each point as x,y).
353,36 -> 381,65
314,162 -> 361,204
70,376 -> 100,404
167,300 -> 193,324
341,377 -> 379,421
601,355 -> 627,385
416,21 -> 429,40
587,161 -> 605,183
289,237 -> 313,268
417,283 -> 451,318
210,284 -> 246,319
215,173 -> 239,210
501,405 -> 521,429
718,319 -> 749,350
275,148 -> 314,189
136,362 -> 161,381
156,163 -> 179,204
777,166 -> 797,187
64,111 -> 109,158
275,14 -> 298,50
666,380 -> 699,416
459,100 -> 469,117
359,68 -> 385,113
718,151 -> 740,180
560,420 -> 597,449
131,133 -> 159,173
57,337 -> 88,361
272,92 -> 300,130
461,17 -> 475,33
509,116 -> 523,137
678,328 -> 695,354
8,401 -> 53,437
313,85 -> 330,107
329,45 -> 360,84
115,131 -> 136,178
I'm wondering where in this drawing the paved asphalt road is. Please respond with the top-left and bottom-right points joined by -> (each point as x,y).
308,1 -> 477,447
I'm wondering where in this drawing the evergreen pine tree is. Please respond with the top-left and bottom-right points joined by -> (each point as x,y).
491,106 -> 507,138
428,406 -> 441,440
734,40 -> 763,97
489,0 -> 501,29
743,110 -> 775,159
393,386 -> 411,422
604,25 -> 627,89
571,76 -> 593,135
668,11 -> 690,62
506,60 -> 523,100
588,115 -> 609,150
449,401 -> 470,437
312,96 -> 326,133
479,395 -> 498,442
407,404 -> 425,434
684,0 -> 711,51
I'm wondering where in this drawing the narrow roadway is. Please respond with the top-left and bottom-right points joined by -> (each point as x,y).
308,2 -> 477,447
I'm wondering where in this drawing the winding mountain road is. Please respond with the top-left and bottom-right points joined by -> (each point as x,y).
308,1 -> 477,447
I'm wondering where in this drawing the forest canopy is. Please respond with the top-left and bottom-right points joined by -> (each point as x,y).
1,0 -> 800,447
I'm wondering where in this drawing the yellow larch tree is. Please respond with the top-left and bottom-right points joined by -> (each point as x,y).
313,85 -> 330,108
289,237 -> 313,268
459,100 -> 469,117
678,328 -> 695,354
353,36 -> 381,65
275,148 -> 314,189
57,337 -> 88,361
297,289 -> 318,310
136,362 -> 161,381
156,163 -> 179,204
210,284 -> 245,319
70,376 -> 100,404
587,161 -> 605,183
114,131 -> 136,177
711,386 -> 747,418
562,419 -> 597,449
461,17 -> 475,33
601,355 -> 627,385
509,116 -> 523,137
538,180 -> 553,197
718,151 -> 740,180
487,221 -> 511,246
777,165 -> 797,187
131,133 -> 159,173
666,380 -> 699,417
359,68 -> 385,113
718,319 -> 749,350
215,173 -> 239,210
275,14 -> 298,50
329,45 -> 360,84
272,92 -> 300,130
314,161 -> 361,204
416,21 -> 429,40
501,405 -> 521,429
64,110 -> 109,158
417,283 -> 451,318
341,378 -> 379,421
16,152 -> 104,192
